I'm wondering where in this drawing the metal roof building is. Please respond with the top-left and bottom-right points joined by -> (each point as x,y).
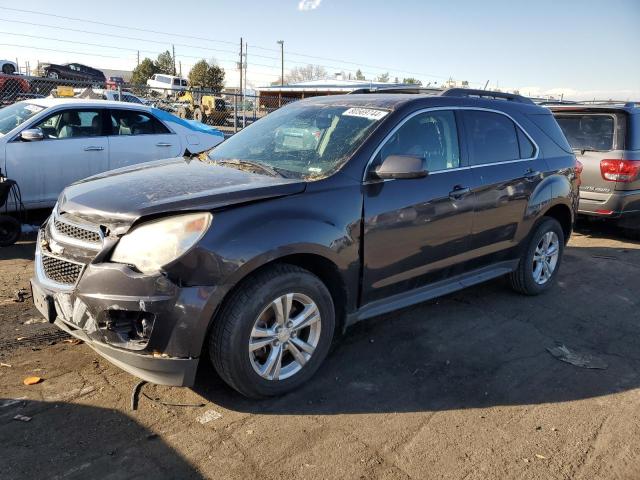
256,79 -> 428,105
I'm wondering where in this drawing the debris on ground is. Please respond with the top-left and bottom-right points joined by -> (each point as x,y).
63,338 -> 83,345
196,410 -> 223,424
13,414 -> 32,422
23,376 -> 43,385
13,288 -> 30,303
546,344 -> 608,369
535,454 -> 548,459
130,380 -> 148,411
142,392 -> 206,408
0,362 -> 11,368
23,317 -> 48,325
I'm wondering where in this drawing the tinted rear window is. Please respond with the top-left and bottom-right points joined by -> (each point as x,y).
555,114 -> 614,151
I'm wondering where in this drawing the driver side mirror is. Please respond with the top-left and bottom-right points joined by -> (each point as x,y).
21,128 -> 44,142
374,155 -> 427,180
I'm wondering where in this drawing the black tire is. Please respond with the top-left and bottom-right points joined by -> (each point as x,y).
0,216 -> 21,247
209,264 -> 335,398
508,217 -> 565,295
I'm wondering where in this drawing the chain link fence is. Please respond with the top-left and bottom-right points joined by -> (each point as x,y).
0,73 -> 298,136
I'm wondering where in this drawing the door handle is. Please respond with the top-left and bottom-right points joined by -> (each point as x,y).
524,168 -> 541,181
156,142 -> 173,147
449,186 -> 471,200
84,146 -> 104,151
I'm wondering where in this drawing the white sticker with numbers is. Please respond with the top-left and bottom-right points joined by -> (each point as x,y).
342,108 -> 388,121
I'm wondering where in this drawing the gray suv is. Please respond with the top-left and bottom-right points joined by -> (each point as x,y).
550,102 -> 640,238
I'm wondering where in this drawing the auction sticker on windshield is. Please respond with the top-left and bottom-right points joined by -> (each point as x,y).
342,108 -> 388,121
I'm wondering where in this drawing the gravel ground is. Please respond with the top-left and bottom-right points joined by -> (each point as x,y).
1,222 -> 639,480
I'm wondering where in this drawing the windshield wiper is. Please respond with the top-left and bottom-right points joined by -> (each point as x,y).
214,159 -> 285,178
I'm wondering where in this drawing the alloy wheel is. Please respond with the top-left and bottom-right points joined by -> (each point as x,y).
248,293 -> 321,381
532,231 -> 560,285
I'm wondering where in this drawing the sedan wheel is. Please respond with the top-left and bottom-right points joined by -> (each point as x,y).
47,71 -> 59,79
249,293 -> 322,381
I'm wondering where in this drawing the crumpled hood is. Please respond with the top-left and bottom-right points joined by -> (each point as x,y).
58,157 -> 306,230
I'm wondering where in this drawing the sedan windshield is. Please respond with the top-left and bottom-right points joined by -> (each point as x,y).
0,102 -> 45,135
207,103 -> 388,179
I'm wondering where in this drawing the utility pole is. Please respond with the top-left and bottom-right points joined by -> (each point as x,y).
243,41 -> 248,128
277,40 -> 284,86
179,61 -> 182,77
172,44 -> 176,75
137,50 -> 140,66
235,37 -> 242,133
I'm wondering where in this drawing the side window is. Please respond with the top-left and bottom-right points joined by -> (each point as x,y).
173,78 -> 181,86
33,109 -> 103,139
110,110 -> 170,135
376,110 -> 460,172
517,128 -> 536,158
462,110 -> 520,165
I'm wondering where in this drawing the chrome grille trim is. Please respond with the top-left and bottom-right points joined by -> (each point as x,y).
50,211 -> 103,251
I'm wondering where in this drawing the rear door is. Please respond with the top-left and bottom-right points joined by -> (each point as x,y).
362,109 -> 475,303
107,108 -> 181,169
5,107 -> 108,207
460,109 -> 546,262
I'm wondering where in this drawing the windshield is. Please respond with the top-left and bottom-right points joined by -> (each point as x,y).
555,114 -> 615,151
0,102 -> 45,135
207,103 -> 387,179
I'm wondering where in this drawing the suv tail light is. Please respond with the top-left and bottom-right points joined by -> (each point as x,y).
600,159 -> 640,182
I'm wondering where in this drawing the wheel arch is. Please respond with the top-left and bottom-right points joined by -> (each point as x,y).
542,202 -> 573,243
205,250 -> 350,348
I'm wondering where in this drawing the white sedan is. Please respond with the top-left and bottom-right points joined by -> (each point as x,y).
0,98 -> 224,209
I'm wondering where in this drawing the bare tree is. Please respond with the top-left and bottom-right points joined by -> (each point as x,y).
285,64 -> 328,83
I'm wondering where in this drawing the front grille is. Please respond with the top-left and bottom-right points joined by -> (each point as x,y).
53,218 -> 102,245
41,253 -> 84,285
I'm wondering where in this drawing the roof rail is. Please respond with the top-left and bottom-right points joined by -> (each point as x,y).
439,88 -> 535,105
348,86 -> 442,95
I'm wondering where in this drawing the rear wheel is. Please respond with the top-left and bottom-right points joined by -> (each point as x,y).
508,217 -> 564,295
0,216 -> 21,247
209,264 -> 335,398
47,70 -> 59,79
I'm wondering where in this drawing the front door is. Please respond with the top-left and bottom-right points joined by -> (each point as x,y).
362,110 -> 475,304
107,108 -> 181,170
5,108 -> 108,208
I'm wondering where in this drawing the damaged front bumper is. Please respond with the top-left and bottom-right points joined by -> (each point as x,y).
31,218 -> 221,387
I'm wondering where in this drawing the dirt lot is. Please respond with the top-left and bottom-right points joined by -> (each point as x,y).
1,223 -> 639,480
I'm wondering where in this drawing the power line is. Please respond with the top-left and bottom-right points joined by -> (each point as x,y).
0,43 -> 121,59
0,6 -> 480,84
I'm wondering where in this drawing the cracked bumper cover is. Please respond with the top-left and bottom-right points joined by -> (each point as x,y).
31,259 -> 222,387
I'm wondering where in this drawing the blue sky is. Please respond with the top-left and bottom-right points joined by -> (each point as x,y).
0,0 -> 638,99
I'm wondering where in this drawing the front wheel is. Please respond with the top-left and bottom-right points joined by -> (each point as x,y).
209,264 -> 335,398
508,217 -> 565,295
